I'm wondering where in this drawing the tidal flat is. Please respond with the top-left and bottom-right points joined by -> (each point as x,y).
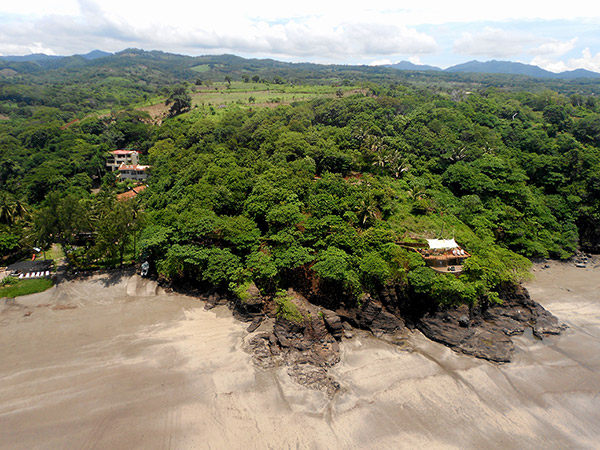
1,261 -> 599,449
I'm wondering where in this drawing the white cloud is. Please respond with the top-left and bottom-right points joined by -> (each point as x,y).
2,1 -> 599,28
530,57 -> 570,73
533,38 -> 577,57
0,42 -> 58,56
453,27 -> 537,57
369,59 -> 393,66
453,28 -> 594,73
567,48 -> 600,72
529,38 -> 579,72
0,2 -> 439,60
0,1 -> 598,68
385,1 -> 600,24
532,48 -> 600,73
0,0 -> 79,16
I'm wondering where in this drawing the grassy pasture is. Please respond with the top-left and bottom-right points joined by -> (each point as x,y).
136,81 -> 362,120
191,81 -> 354,106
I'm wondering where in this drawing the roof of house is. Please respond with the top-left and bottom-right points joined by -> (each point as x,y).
116,185 -> 147,200
426,238 -> 458,250
111,149 -> 138,155
118,164 -> 149,171
7,259 -> 53,272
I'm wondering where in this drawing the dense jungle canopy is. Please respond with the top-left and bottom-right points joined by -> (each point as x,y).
1,50 -> 599,308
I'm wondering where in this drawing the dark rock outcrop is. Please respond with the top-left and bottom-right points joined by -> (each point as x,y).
418,305 -> 515,363
496,284 -> 566,338
195,276 -> 566,388
232,282 -> 265,322
204,293 -> 228,310
336,294 -> 404,335
245,290 -> 341,396
417,285 -> 567,363
246,316 -> 263,333
321,310 -> 343,340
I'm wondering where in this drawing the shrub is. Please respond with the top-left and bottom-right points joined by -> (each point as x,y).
274,290 -> 303,323
1,275 -> 18,286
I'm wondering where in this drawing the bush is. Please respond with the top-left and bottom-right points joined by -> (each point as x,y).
408,267 -> 483,306
359,252 -> 391,290
312,246 -> 361,297
1,275 -> 18,286
274,290 -> 303,323
246,250 -> 278,292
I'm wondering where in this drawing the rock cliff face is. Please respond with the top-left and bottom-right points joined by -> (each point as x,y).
244,289 -> 342,396
417,285 -> 566,362
175,278 -> 566,394
335,294 -> 404,336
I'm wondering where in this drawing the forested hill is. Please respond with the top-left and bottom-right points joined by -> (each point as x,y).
1,49 -> 600,310
2,49 -> 600,119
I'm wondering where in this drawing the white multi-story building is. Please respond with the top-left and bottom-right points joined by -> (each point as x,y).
106,150 -> 139,172
118,164 -> 150,181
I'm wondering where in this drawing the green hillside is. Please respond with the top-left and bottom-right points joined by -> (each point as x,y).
1,50 -> 599,309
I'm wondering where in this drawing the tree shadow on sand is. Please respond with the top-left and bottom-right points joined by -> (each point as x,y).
63,267 -> 136,287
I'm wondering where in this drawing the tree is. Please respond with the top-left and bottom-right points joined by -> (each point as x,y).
0,231 -> 20,256
312,247 -> 360,297
93,199 -> 137,266
165,85 -> 192,118
0,192 -> 28,225
573,114 -> 600,146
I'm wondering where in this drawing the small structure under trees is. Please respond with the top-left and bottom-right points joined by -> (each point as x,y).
418,239 -> 470,274
7,260 -> 53,279
399,238 -> 471,275
116,185 -> 147,201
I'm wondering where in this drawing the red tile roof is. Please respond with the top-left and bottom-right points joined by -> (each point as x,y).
118,164 -> 149,171
111,149 -> 138,155
116,185 -> 147,201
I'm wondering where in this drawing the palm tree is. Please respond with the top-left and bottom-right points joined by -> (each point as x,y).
0,193 -> 28,225
356,194 -> 380,227
385,150 -> 410,178
447,146 -> 467,163
371,151 -> 387,171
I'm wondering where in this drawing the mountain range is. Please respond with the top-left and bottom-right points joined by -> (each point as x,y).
386,59 -> 600,79
0,50 -> 112,62
1,49 -> 599,80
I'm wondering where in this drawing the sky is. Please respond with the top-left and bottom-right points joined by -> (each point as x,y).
1,1 -> 600,72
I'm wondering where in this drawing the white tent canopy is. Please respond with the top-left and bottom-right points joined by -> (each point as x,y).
426,238 -> 458,250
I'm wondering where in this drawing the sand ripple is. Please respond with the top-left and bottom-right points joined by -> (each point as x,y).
1,267 -> 599,449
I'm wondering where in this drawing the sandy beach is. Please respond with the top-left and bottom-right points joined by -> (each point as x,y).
1,261 -> 599,449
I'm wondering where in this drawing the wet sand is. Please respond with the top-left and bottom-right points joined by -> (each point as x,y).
1,262 -> 599,449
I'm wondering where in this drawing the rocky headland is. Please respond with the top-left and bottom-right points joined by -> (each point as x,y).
417,285 -> 566,363
191,272 -> 568,395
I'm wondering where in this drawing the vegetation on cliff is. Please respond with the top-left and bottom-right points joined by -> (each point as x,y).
1,50 -> 599,310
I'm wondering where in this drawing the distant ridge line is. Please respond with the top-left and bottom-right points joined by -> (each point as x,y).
386,59 -> 600,79
1,50 -> 599,79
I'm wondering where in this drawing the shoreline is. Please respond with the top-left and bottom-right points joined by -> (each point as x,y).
1,262 -> 599,448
